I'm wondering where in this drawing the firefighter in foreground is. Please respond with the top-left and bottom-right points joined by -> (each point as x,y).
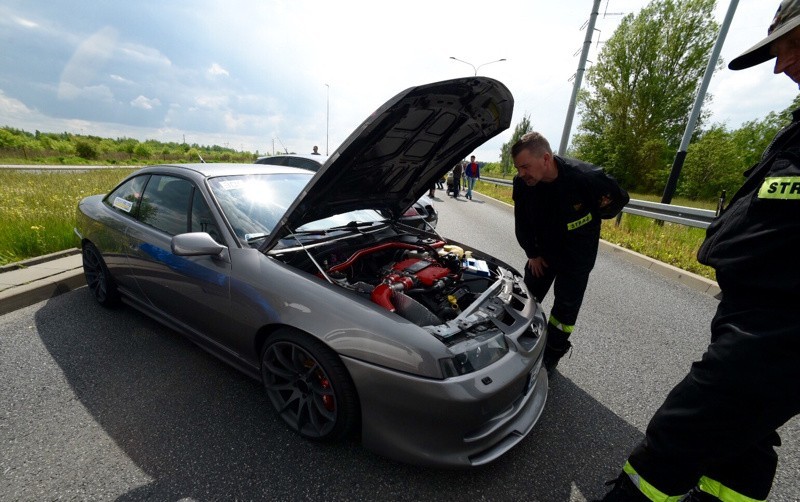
598,1 -> 800,500
512,132 -> 628,372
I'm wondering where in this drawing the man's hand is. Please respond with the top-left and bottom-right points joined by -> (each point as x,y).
527,256 -> 548,277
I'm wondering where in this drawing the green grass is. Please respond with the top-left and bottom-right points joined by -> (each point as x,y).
0,168 -> 136,265
474,179 -> 716,281
0,171 -> 716,282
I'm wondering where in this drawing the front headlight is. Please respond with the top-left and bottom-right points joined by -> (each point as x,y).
439,331 -> 509,377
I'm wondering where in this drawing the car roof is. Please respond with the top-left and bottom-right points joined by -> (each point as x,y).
136,163 -> 312,178
255,154 -> 327,164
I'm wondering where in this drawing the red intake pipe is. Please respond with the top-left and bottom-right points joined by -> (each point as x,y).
328,240 -> 445,274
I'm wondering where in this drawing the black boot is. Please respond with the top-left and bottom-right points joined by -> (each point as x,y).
683,488 -> 720,501
594,472 -> 650,502
543,324 -> 572,372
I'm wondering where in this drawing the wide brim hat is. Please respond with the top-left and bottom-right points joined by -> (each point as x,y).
729,0 -> 800,70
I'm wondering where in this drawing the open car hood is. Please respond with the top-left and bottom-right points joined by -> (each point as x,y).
261,77 -> 513,250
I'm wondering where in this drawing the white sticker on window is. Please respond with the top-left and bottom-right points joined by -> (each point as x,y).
219,179 -> 245,190
113,196 -> 133,213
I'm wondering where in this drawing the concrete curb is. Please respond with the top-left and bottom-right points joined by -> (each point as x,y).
600,241 -> 720,297
0,248 -> 81,272
0,253 -> 85,316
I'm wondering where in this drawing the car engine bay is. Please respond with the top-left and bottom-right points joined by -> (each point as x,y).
272,231 -> 541,345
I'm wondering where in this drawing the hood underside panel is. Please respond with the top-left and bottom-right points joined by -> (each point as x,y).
263,77 -> 513,250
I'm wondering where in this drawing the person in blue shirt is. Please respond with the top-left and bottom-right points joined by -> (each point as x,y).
464,155 -> 480,200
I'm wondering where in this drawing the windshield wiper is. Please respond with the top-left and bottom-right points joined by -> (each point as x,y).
245,232 -> 269,243
326,220 -> 380,232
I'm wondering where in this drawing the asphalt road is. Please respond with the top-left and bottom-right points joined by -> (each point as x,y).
1,190 -> 798,501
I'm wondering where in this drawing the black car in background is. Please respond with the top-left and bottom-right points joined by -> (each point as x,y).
256,154 -> 438,229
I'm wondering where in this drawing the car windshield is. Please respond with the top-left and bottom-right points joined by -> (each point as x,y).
208,173 -> 387,244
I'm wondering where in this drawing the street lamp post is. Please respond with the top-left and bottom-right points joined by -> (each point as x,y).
325,83 -> 330,156
449,56 -> 506,76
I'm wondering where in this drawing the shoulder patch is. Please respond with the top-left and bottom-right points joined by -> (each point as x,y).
758,176 -> 800,199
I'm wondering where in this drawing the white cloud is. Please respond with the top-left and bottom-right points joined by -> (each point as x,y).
195,95 -> 229,109
13,16 -> 38,29
0,89 -> 36,121
118,44 -> 171,67
110,74 -> 134,85
208,63 -> 229,77
57,83 -> 114,102
130,95 -> 161,110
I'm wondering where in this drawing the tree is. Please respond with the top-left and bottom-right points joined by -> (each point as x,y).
572,0 -> 719,193
679,93 -> 800,200
678,125 -> 740,199
500,113 -> 532,175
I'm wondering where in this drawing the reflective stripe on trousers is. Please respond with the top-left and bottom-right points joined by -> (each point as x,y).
623,462 -> 765,502
548,314 -> 574,334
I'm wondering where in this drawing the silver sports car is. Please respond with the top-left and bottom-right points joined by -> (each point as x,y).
75,77 -> 548,467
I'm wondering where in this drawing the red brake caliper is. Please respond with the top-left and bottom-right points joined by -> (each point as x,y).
319,374 -> 334,411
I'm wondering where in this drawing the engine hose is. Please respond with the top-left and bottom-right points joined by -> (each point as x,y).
328,240 -> 445,273
371,283 -> 395,312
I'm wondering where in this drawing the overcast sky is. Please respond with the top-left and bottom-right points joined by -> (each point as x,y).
0,1 -> 796,162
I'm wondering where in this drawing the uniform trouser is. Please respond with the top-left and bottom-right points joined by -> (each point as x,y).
523,263 -> 591,331
626,301 -> 800,501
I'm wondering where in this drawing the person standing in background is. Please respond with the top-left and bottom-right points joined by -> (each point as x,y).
451,161 -> 463,198
464,155 -> 480,200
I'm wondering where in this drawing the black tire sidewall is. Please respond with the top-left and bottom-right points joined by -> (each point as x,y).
261,329 -> 359,441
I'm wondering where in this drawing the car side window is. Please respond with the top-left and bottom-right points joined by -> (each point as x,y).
104,175 -> 149,216
294,158 -> 321,172
190,190 -> 223,244
139,175 -> 192,236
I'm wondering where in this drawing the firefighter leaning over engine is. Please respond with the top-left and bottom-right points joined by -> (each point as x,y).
511,131 -> 629,372
598,1 -> 800,500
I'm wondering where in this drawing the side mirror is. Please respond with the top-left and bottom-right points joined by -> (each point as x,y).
171,232 -> 226,256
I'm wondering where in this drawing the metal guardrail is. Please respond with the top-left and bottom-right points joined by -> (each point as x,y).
480,176 -> 717,229
623,199 -> 716,229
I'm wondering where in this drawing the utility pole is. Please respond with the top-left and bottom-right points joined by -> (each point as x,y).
661,0 -> 739,204
559,0 -> 602,155
326,83 -> 330,156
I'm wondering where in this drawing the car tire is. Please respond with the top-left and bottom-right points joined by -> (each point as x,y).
82,242 -> 120,307
261,329 -> 359,442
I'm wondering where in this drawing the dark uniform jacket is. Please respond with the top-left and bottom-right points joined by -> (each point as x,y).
513,155 -> 629,272
698,109 -> 800,304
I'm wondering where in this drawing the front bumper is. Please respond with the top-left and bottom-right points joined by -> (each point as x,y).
342,336 -> 548,467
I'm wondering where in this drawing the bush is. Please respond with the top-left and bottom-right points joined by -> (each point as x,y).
75,141 -> 98,160
133,143 -> 151,158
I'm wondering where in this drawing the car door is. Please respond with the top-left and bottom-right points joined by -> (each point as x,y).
99,173 -> 150,297
125,174 -> 233,339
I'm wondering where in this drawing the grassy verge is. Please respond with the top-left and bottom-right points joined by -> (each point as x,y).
0,168 -> 136,265
475,179 -> 716,281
